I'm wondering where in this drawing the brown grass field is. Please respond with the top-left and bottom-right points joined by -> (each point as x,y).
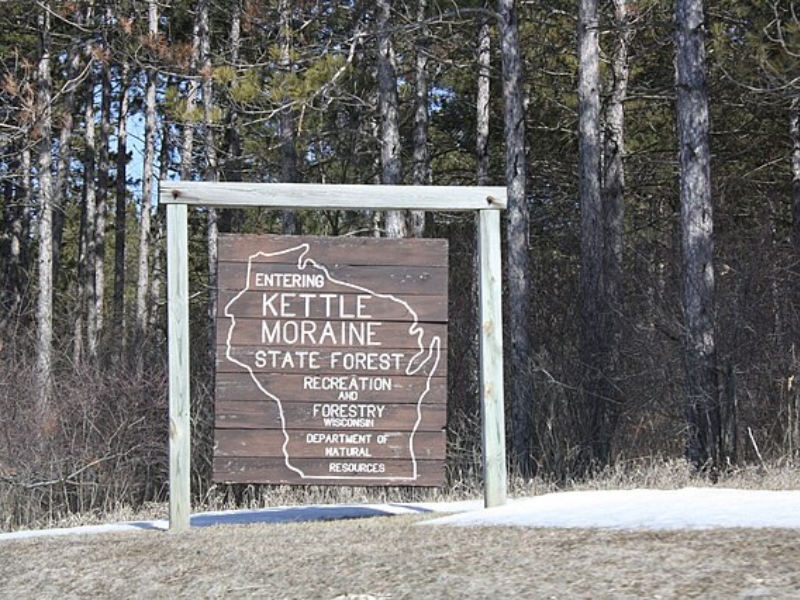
2,514 -> 800,598
3,462 -> 800,598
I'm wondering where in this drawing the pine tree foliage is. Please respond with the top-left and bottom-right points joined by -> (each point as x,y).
3,0 -> 800,525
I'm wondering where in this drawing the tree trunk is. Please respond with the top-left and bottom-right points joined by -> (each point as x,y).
35,1 -> 54,417
200,0 -> 215,184
53,43 -> 82,291
791,100 -> 800,253
278,0 -> 301,236
463,3 -> 491,423
224,0 -> 243,185
409,0 -> 430,238
113,63 -> 130,347
149,212 -> 164,334
198,0 -> 220,384
73,167 -> 87,366
181,3 -> 201,183
476,7 -> 491,188
498,0 -> 534,477
577,0 -> 606,471
602,2 -> 630,334
83,62 -> 97,363
2,149 -> 32,338
197,0 -> 218,485
136,0 -> 158,345
149,118 -> 170,334
377,0 -> 405,238
219,0 -> 244,234
790,101 -> 800,461
675,0 -> 720,470
93,59 -> 112,359
599,0 -> 631,467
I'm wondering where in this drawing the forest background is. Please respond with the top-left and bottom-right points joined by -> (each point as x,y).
2,0 -> 800,531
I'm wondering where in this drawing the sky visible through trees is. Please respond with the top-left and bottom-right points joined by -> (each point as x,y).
2,0 -> 800,527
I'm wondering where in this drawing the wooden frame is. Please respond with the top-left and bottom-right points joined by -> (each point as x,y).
161,182 -> 508,532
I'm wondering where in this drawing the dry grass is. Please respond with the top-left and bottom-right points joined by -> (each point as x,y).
2,460 -> 800,597
2,514 -> 800,598
510,456 -> 800,496
4,458 -> 798,534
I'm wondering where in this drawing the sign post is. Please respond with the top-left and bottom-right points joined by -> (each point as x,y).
166,203 -> 191,532
161,183 -> 508,531
478,209 -> 507,508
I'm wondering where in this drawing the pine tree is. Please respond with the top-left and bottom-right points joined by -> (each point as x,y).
676,0 -> 720,470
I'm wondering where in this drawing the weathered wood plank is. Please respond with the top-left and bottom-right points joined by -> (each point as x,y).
217,346 -> 444,377
214,429 -> 446,459
214,233 -> 450,487
215,400 -> 447,431
161,181 -> 507,211
219,234 -> 449,267
217,322 -> 448,348
217,262 -> 448,295
479,209 -> 507,507
213,456 -> 446,486
167,203 -> 191,532
215,372 -> 447,404
218,290 -> 448,322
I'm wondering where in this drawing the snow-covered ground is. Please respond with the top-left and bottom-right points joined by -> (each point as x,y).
1,488 -> 798,541
424,488 -> 800,529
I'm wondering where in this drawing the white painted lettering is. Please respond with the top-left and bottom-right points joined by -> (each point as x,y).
260,350 -> 321,370
262,292 -> 280,316
302,376 -> 392,392
356,295 -> 372,319
262,320 -> 279,344
328,462 -> 386,474
335,352 -> 404,371
324,447 -> 372,458
280,293 -> 297,317
260,272 -> 325,288
305,432 -> 373,445
259,320 -> 382,347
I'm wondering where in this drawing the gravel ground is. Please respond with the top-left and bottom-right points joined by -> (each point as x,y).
2,515 -> 800,599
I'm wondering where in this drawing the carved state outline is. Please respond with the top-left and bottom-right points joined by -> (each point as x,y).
223,243 -> 442,481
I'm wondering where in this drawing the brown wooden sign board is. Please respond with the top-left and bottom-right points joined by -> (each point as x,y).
213,234 -> 448,486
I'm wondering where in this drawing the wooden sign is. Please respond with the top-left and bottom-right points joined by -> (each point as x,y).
213,234 -> 448,486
